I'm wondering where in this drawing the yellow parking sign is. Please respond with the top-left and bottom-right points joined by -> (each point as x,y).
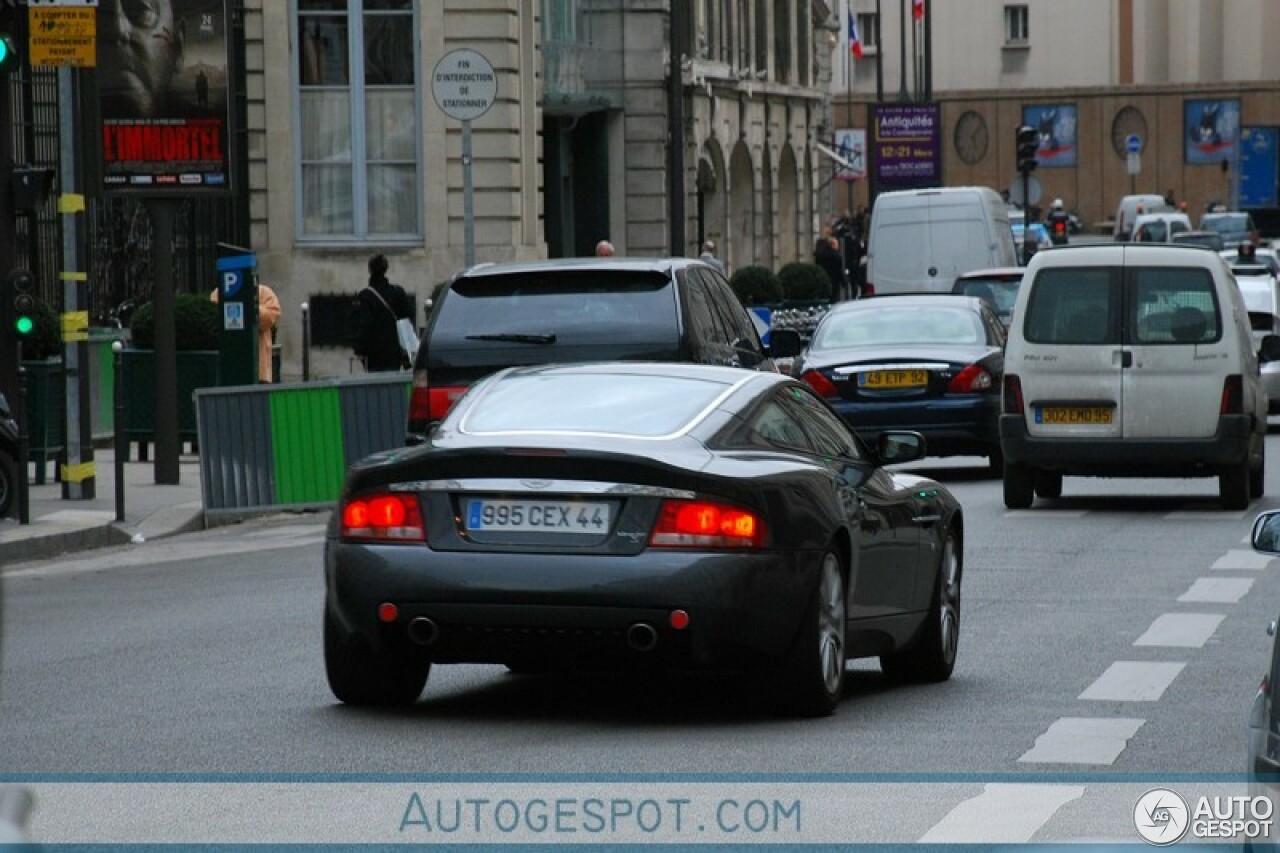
29,5 -> 97,68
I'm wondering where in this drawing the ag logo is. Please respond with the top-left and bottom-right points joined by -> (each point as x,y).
1134,788 -> 1190,845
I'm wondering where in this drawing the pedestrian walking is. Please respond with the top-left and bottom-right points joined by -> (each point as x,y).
813,226 -> 846,302
352,254 -> 415,372
698,240 -> 725,275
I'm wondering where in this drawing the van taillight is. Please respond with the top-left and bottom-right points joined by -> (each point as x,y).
1221,375 -> 1244,414
862,283 -> 875,297
1003,374 -> 1024,414
801,369 -> 839,398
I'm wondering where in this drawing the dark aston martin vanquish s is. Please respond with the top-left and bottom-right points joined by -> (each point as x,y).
324,362 -> 963,716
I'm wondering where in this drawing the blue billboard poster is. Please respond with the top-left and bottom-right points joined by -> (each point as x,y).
1184,99 -> 1241,165
1021,104 -> 1077,167
1239,127 -> 1279,209
872,104 -> 942,192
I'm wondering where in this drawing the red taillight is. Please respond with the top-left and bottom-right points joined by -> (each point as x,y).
340,493 -> 426,543
1003,374 -> 1025,414
1221,374 -> 1244,414
801,369 -> 840,398
862,283 -> 875,297
428,387 -> 468,421
1053,221 -> 1066,234
947,364 -> 993,393
650,500 -> 764,549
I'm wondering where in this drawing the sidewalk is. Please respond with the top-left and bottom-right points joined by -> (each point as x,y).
0,448 -> 205,566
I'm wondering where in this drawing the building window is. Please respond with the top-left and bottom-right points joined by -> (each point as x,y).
857,12 -> 879,53
773,0 -> 791,82
754,0 -> 768,76
1004,5 -> 1029,44
296,0 -> 420,242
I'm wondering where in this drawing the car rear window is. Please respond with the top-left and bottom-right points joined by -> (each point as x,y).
458,372 -> 738,437
813,305 -> 984,349
432,271 -> 678,347
1024,266 -> 1220,345
955,279 -> 1020,316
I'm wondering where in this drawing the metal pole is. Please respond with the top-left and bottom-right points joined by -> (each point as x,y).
16,350 -> 28,525
462,120 -> 475,268
924,0 -> 933,100
875,0 -> 883,103
910,1 -> 918,101
112,341 -> 125,522
668,0 -> 688,256
897,0 -> 908,102
300,302 -> 310,382
59,67 -> 93,500
150,200 -> 179,485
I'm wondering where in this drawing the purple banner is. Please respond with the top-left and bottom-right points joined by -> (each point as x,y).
872,104 -> 942,191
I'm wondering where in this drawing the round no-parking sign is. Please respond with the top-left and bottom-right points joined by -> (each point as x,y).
432,49 -> 497,122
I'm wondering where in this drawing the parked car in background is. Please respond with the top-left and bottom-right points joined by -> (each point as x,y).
952,267 -> 1024,329
1222,246 -> 1280,276
326,362 -> 964,717
1012,223 -> 1053,264
1002,244 -> 1269,510
1171,230 -> 1225,251
406,258 -> 775,443
1229,262 -> 1280,412
1113,193 -> 1172,241
1131,211 -> 1192,243
1247,511 -> 1280,822
1201,210 -> 1260,248
794,294 -> 1005,472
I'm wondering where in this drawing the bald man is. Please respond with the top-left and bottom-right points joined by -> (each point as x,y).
595,240 -> 615,257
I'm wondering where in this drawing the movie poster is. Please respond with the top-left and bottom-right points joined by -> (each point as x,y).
1184,98 -> 1241,166
98,0 -> 233,194
1021,104 -> 1077,168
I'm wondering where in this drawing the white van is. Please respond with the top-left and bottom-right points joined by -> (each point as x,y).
1112,193 -> 1171,241
865,187 -> 1018,296
1001,244 -> 1270,510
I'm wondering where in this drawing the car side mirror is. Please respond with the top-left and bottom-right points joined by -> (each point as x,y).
768,329 -> 803,359
877,430 -> 926,465
1261,335 -> 1280,364
1252,510 -> 1280,555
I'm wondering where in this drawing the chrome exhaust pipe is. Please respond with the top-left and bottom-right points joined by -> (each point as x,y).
626,622 -> 658,653
407,616 -> 440,647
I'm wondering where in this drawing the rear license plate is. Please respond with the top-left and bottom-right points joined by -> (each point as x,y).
858,369 -> 928,389
1036,406 -> 1114,425
465,499 -> 612,533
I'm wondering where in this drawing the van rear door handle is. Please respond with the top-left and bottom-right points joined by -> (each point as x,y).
1121,351 -> 1133,368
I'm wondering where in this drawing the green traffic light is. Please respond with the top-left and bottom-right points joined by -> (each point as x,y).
0,36 -> 13,69
14,315 -> 33,336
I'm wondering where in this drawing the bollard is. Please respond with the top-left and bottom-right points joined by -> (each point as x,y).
301,301 -> 310,382
113,341 -> 125,523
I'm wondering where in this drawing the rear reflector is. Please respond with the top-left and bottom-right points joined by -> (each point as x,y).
341,493 -> 426,543
947,364 -> 993,393
378,602 -> 399,623
1002,374 -> 1024,414
650,499 -> 764,549
801,369 -> 840,398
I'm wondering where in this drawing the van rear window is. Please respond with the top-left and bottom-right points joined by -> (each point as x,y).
1023,268 -> 1120,344
1130,267 -> 1220,344
433,271 -> 678,346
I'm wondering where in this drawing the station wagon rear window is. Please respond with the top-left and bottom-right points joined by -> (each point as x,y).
1023,266 -> 1220,345
434,272 -> 678,346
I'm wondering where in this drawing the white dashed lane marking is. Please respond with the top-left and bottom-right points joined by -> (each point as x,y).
918,783 -> 1086,843
1165,510 -> 1251,521
1133,613 -> 1225,648
1178,577 -> 1254,604
1017,717 -> 1145,765
1078,662 -> 1185,702
1210,550 -> 1274,570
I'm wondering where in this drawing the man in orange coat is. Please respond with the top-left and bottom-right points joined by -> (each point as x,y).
211,284 -> 282,383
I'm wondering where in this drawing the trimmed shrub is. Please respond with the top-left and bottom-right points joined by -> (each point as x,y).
729,265 -> 783,306
777,261 -> 834,302
21,300 -> 62,361
130,292 -> 221,350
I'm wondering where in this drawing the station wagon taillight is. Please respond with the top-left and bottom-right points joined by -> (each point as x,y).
1003,374 -> 1025,414
650,500 -> 764,549
1221,375 -> 1244,415
801,369 -> 839,398
340,493 -> 426,543
947,364 -> 993,393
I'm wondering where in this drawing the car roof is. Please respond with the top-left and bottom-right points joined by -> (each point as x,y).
838,293 -> 987,311
955,267 -> 1025,281
1221,247 -> 1277,257
495,360 -> 784,386
1025,242 -> 1230,267
1134,212 -> 1191,224
453,257 -> 707,280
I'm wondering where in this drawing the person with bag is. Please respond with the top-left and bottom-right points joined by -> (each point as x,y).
352,253 -> 417,371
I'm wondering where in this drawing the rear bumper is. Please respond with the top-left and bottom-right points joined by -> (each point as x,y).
830,394 -> 1000,456
1000,413 -> 1255,476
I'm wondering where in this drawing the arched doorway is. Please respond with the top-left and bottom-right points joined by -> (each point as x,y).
777,145 -> 799,263
697,141 -> 727,264
728,141 -> 755,274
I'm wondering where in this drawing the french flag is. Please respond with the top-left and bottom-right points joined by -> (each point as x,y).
913,0 -> 924,20
848,9 -> 863,59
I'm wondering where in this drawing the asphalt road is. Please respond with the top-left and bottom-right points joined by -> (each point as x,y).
3,435 -> 1279,843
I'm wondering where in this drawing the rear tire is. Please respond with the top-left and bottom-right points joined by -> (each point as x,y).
1003,462 -> 1034,509
1034,471 -> 1063,499
776,549 -> 846,717
1251,441 -> 1266,500
0,450 -> 15,518
324,607 -> 430,706
1220,457 -> 1251,511
881,529 -> 961,683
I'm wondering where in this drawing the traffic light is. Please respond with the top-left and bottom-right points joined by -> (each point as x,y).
0,0 -> 17,75
0,34 -> 15,72
4,268 -> 37,340
1016,125 -> 1039,173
